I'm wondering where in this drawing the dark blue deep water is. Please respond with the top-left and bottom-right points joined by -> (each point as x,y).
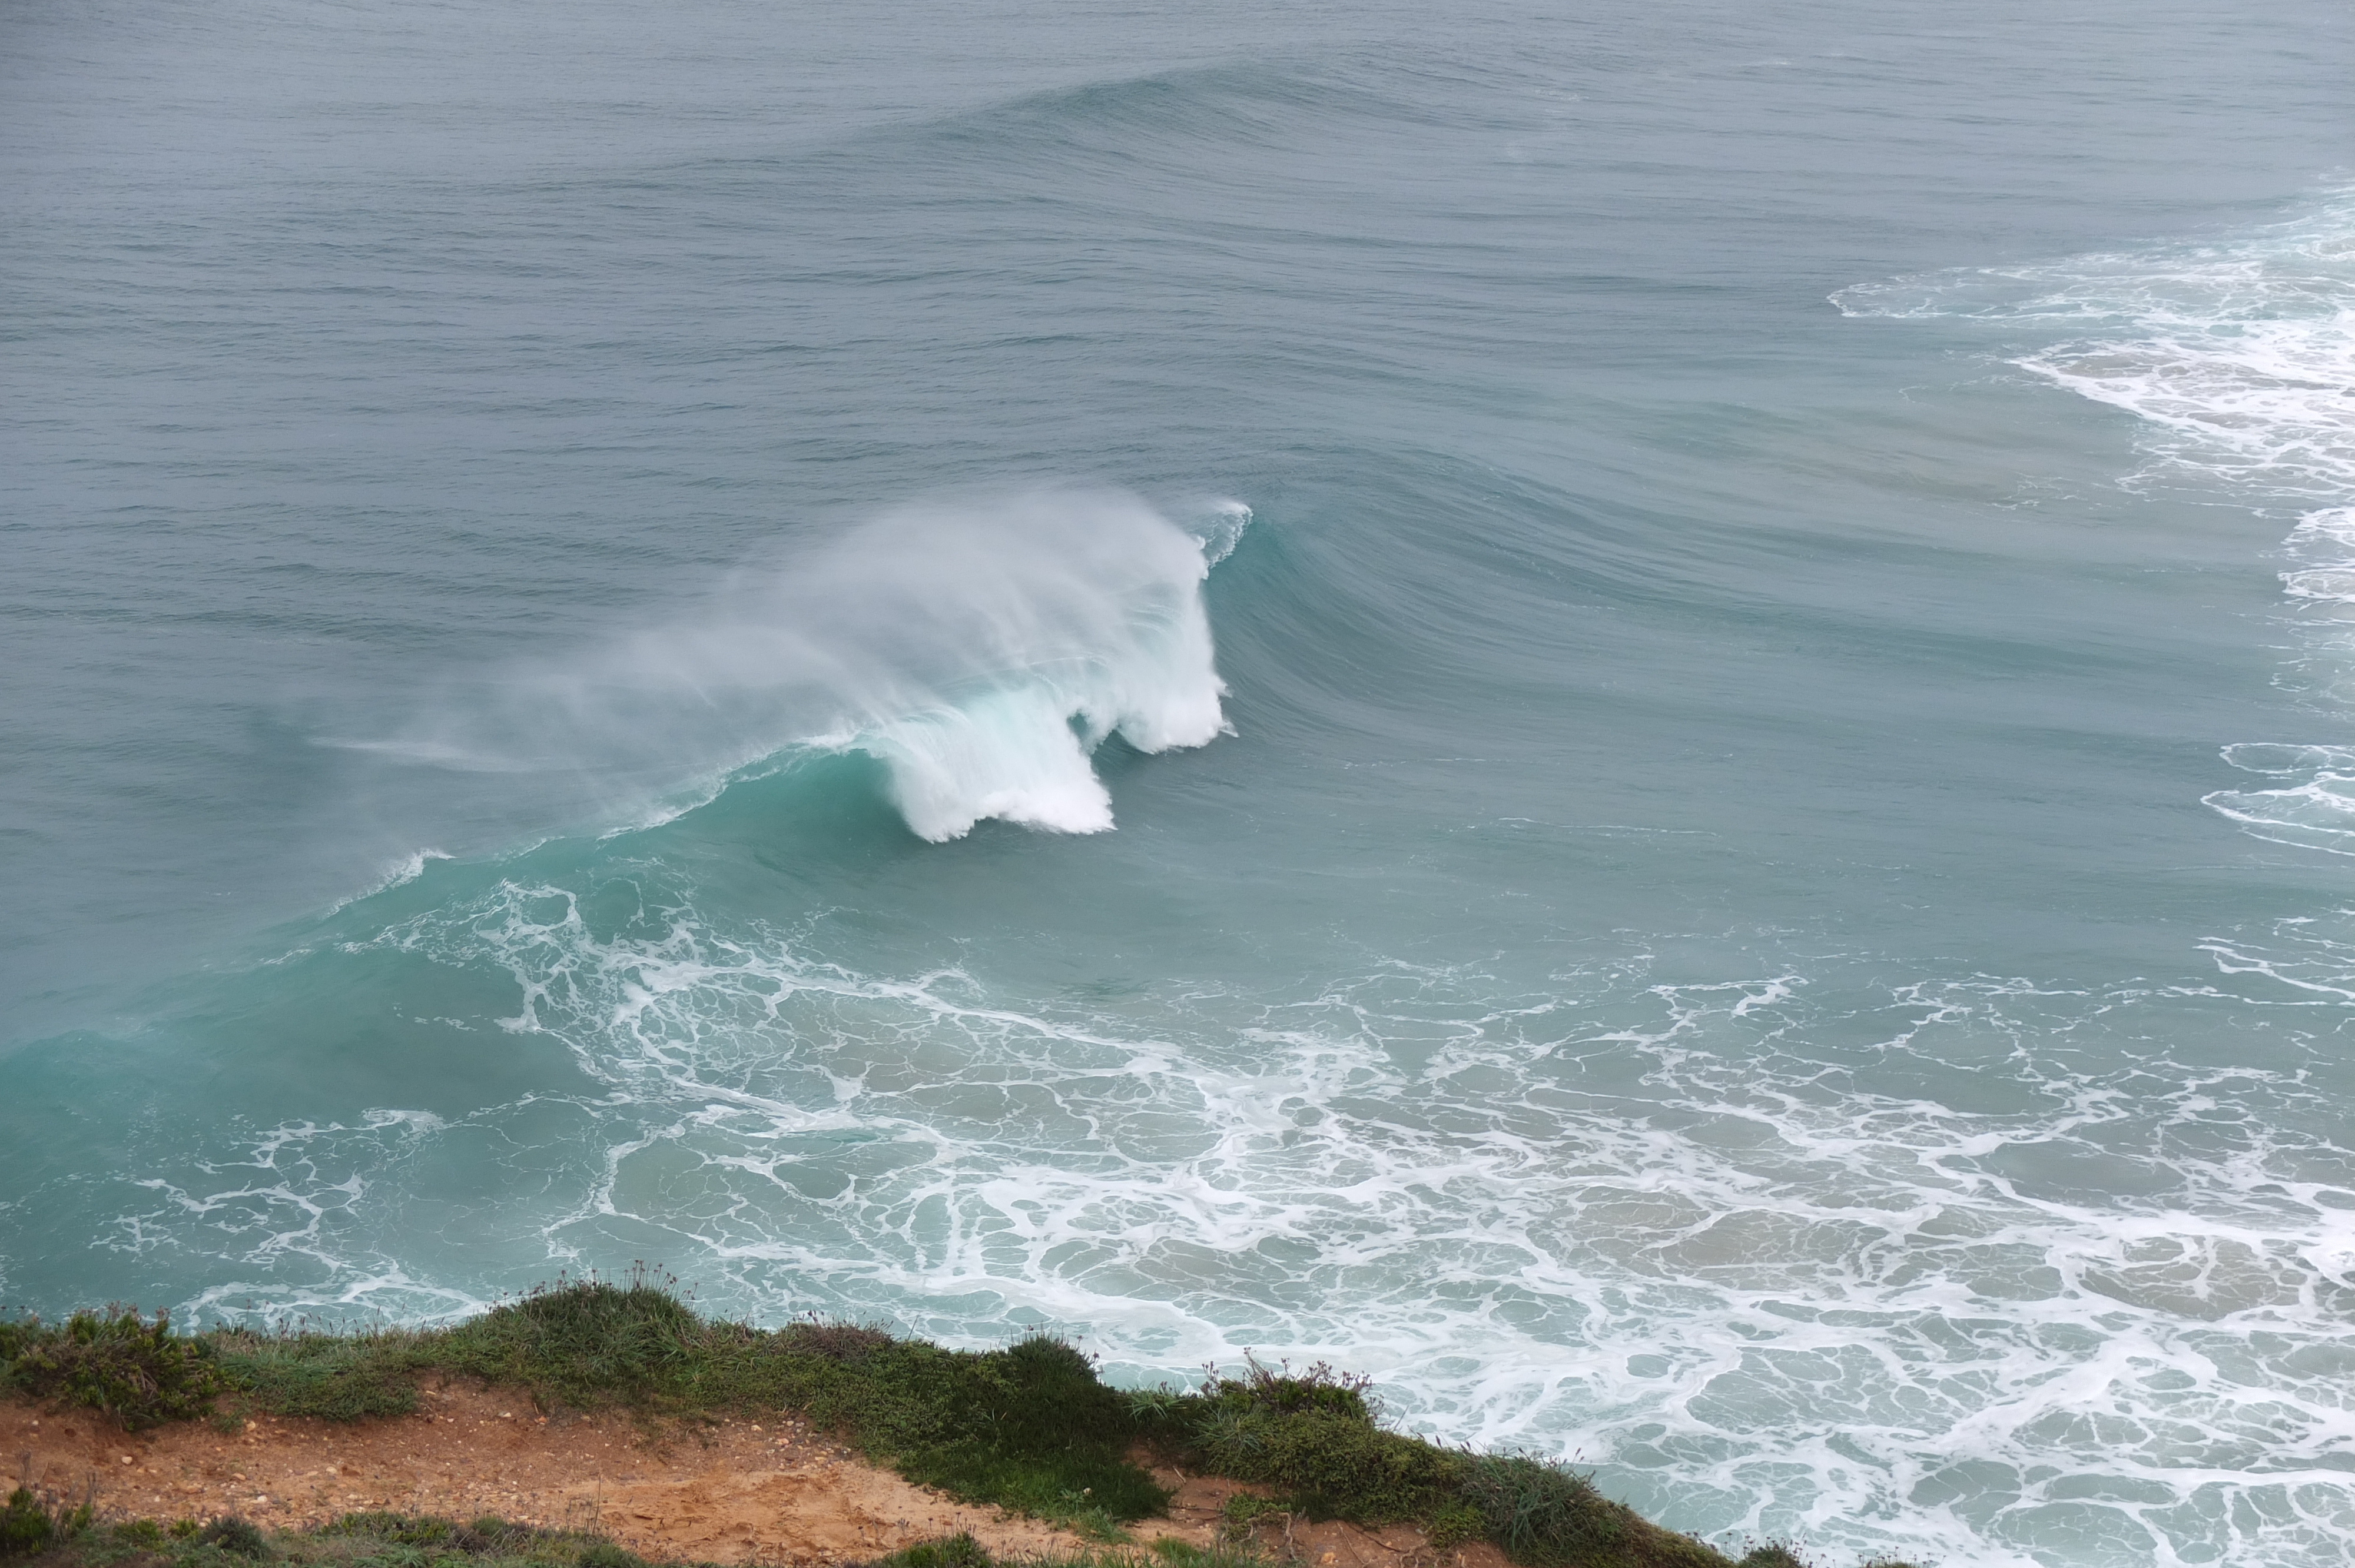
6,4 -> 2355,1563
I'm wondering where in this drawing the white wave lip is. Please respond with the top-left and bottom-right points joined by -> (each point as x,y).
800,492 -> 1235,840
400,487 -> 1240,843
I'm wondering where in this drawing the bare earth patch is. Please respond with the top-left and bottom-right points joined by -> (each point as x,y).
1,1386 -> 1089,1565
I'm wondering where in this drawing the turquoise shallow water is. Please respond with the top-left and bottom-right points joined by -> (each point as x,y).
6,3 -> 2355,1564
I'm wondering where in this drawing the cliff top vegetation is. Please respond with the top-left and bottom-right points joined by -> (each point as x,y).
0,1273 -> 1918,1568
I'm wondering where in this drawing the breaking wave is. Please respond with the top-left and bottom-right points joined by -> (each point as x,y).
350,488 -> 1242,843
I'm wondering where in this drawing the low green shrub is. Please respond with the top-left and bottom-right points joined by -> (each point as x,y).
864,1535 -> 1273,1568
1,1490 -> 55,1560
858,1336 -> 1167,1531
1,1308 -> 227,1430
1217,1494 -> 1286,1532
1165,1357 -> 1457,1524
1146,1357 -> 1727,1568
1426,1499 -> 1486,1549
196,1516 -> 269,1559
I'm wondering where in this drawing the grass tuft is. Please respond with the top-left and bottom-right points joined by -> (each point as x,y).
1458,1454 -> 1626,1565
212,1330 -> 432,1423
870,1537 -> 997,1568
2,1491 -> 58,1561
0,1476 -> 94,1563
1734,1546 -> 1810,1568
194,1519 -> 268,1559
430,1273 -> 702,1409
778,1320 -> 895,1363
2,1513 -> 674,1568
864,1535 -> 1274,1568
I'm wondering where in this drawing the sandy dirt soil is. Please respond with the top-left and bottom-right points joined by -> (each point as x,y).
1,1385 -> 1080,1564
2,1388 -> 1504,1568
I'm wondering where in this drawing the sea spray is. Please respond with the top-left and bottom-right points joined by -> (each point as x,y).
364,489 -> 1238,843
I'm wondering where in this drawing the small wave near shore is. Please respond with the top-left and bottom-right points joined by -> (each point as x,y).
1839,190 -> 2355,855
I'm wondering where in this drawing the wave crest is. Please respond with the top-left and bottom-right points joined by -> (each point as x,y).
377,487 -> 1241,843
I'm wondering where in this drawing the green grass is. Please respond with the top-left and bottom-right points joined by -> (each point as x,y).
1,1276 -> 1921,1568
1128,1358 -> 1742,1568
0,1510 -> 675,1568
2,1516 -> 1282,1568
868,1534 -> 1272,1568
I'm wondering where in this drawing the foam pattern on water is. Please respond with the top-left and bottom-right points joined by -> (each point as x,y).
1841,191 -> 2355,863
1834,190 -> 2355,492
1827,192 -> 2355,1564
1846,198 -> 2355,849
94,863 -> 2355,1568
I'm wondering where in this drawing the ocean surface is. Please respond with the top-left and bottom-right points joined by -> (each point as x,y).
5,2 -> 2354,1564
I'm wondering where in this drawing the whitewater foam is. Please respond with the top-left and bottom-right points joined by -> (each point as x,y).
83,870 -> 2355,1568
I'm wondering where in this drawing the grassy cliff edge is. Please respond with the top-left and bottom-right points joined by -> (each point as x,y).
0,1277 -> 1918,1568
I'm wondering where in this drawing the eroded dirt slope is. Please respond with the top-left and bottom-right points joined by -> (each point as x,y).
2,1385 -> 1080,1564
4,1388 -> 1509,1568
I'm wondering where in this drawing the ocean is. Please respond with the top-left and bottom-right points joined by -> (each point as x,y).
4,2 -> 2353,1563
